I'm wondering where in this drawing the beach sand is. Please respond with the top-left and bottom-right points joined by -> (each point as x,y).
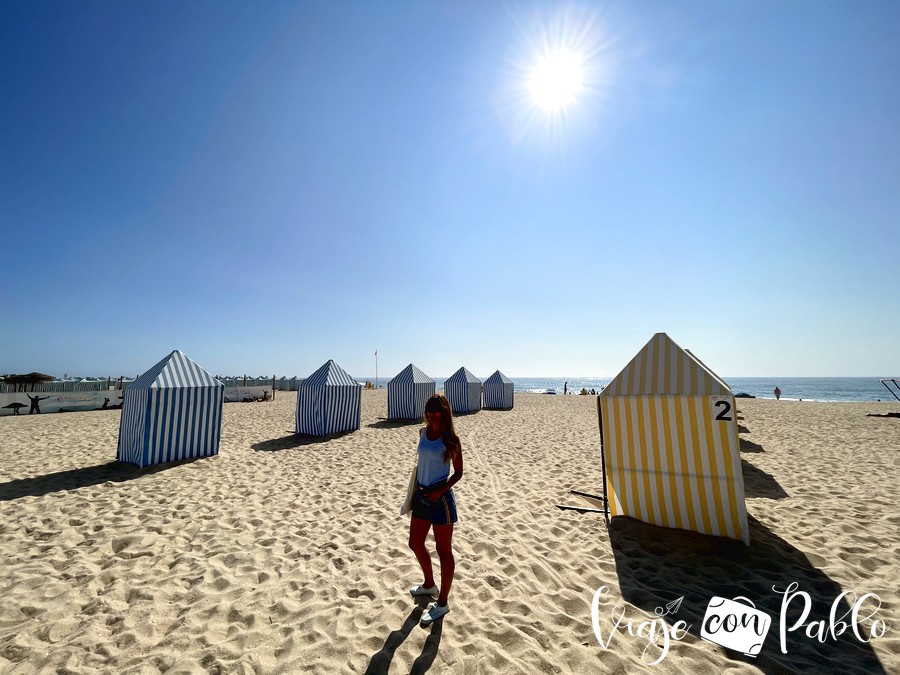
1,392 -> 898,674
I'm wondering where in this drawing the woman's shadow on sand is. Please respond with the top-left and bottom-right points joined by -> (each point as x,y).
365,598 -> 443,674
607,513 -> 889,674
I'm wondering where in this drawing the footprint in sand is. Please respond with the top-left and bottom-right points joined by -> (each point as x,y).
347,588 -> 375,600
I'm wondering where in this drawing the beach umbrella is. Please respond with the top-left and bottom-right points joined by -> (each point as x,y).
1,372 -> 55,392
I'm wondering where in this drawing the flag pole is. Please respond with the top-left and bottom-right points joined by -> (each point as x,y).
375,349 -> 378,389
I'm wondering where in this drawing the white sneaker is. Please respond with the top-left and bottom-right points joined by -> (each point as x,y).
421,602 -> 450,625
409,584 -> 439,597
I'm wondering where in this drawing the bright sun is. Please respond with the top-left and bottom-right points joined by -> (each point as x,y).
527,49 -> 585,113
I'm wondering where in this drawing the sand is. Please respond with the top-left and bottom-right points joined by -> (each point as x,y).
1,392 -> 898,674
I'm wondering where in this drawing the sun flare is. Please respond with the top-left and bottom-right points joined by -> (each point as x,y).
527,49 -> 585,113
494,6 -> 616,147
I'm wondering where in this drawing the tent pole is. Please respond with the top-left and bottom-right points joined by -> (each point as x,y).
597,397 -> 609,526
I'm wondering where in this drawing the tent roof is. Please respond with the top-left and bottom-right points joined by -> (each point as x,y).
301,359 -> 360,387
446,367 -> 481,384
389,363 -> 434,385
1,372 -> 55,385
484,370 -> 512,384
130,350 -> 223,389
600,333 -> 732,397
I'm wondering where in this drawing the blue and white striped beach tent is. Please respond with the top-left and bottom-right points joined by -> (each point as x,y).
483,370 -> 514,410
444,367 -> 482,414
117,350 -> 224,468
296,359 -> 361,436
387,364 -> 435,420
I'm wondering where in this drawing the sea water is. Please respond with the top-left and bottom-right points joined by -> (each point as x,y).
395,377 -> 899,403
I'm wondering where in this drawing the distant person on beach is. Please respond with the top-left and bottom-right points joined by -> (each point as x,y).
26,394 -> 49,414
407,394 -> 464,626
774,386 -> 782,400
563,382 -> 568,395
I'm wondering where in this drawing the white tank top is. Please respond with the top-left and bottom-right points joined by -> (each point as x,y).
417,430 -> 451,486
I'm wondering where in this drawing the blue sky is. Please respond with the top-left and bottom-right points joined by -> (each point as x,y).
2,1 -> 898,379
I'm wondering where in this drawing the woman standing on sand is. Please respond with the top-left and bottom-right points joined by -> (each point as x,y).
407,394 -> 464,625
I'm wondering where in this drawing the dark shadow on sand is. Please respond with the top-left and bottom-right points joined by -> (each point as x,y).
738,424 -> 751,434
740,437 -> 766,453
741,459 -> 790,500
367,418 -> 422,429
365,597 -> 443,674
410,619 -> 443,673
251,430 -> 355,452
0,458 -> 203,502
608,515 -> 888,674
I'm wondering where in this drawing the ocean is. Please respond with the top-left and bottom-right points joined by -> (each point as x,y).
373,376 -> 900,403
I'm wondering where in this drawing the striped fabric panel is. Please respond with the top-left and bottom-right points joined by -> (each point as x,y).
296,385 -> 360,435
296,360 -> 361,436
305,359 -> 360,387
467,382 -> 483,411
414,383 -> 435,418
154,351 -> 221,388
296,385 -> 325,435
685,349 -> 732,394
144,387 -> 223,467
118,386 -> 222,467
117,350 -> 224,467
388,383 -> 436,419
117,388 -> 149,465
132,350 -> 222,389
324,385 -> 361,435
387,365 -> 436,420
445,368 -> 482,413
600,395 -> 748,544
445,380 -> 461,412
130,354 -> 173,389
483,371 -> 514,409
601,333 -> 732,397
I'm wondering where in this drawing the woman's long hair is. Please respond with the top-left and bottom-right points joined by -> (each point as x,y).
425,394 -> 460,461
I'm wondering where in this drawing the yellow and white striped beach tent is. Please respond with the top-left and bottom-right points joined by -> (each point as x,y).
598,333 -> 749,544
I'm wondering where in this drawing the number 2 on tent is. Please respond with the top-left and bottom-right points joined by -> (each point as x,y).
713,398 -> 733,422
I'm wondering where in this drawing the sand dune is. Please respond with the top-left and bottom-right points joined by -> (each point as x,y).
1,392 -> 898,673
